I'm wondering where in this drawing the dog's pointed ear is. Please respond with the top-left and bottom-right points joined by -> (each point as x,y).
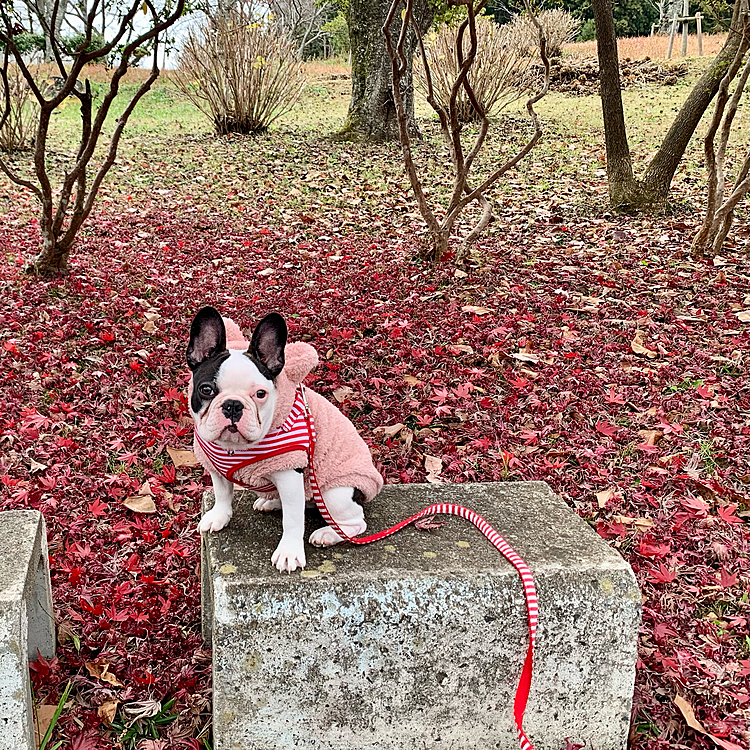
187,307 -> 227,371
249,312 -> 287,380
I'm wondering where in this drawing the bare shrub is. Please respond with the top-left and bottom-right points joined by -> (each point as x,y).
508,8 -> 580,58
691,54 -> 749,259
175,9 -> 306,135
0,64 -> 38,152
415,14 -> 531,124
385,0 -> 550,264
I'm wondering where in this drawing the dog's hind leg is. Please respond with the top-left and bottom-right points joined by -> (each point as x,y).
309,486 -> 366,547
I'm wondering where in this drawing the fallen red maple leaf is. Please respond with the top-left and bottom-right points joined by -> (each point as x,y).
595,420 -> 618,437
88,499 -> 108,517
638,539 -> 671,559
70,732 -> 101,750
648,563 -> 677,584
717,504 -> 742,525
718,568 -> 738,588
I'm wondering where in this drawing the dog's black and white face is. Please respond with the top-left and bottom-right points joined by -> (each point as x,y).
186,307 -> 287,448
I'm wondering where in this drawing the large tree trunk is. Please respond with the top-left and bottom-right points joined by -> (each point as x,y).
593,0 -> 750,212
640,1 -> 750,206
591,0 -> 638,207
343,0 -> 432,142
659,0 -> 683,34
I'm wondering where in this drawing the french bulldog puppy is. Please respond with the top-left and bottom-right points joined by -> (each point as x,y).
186,307 -> 383,572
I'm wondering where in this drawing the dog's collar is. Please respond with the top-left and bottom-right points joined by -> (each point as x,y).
195,387 -> 313,487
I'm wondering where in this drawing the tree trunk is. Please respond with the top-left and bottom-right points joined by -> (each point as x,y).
343,0 -> 432,142
38,0 -> 68,63
640,1 -> 750,205
591,0 -> 638,206
29,235 -> 72,275
660,0 -> 683,34
593,0 -> 750,212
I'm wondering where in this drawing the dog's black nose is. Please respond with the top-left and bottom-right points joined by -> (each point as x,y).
221,399 -> 244,423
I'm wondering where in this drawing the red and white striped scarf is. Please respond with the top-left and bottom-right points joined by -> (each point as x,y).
194,387 -> 313,493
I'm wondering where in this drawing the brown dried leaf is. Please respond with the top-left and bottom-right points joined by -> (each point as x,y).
56,620 -> 79,646
735,310 -> 750,323
401,428 -> 414,454
633,517 -> 654,532
29,457 -> 47,473
488,351 -> 505,368
461,305 -> 492,315
403,375 -> 423,386
34,704 -> 59,745
510,352 -> 541,363
631,330 -> 658,358
85,660 -> 124,687
424,455 -> 443,484
166,446 -> 199,467
373,423 -> 405,440
595,487 -> 617,508
332,386 -> 354,403
123,494 -> 157,514
612,514 -> 654,532
97,700 -> 119,725
123,699 -> 162,718
638,429 -> 663,446
674,694 -> 745,750
122,480 -> 157,514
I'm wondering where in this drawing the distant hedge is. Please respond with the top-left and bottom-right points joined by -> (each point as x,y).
1,30 -> 106,57
485,0 -> 732,39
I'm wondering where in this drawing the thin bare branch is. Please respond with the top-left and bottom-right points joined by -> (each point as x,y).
459,0 -> 549,209
61,44 -> 162,247
691,44 -> 749,257
0,17 -> 46,102
0,47 -> 10,134
385,0 -> 549,262
383,0 -> 442,245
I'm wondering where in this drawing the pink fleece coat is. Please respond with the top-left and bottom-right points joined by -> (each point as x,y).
192,318 -> 383,503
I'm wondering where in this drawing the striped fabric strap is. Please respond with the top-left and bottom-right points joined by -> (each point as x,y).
196,387 -> 537,748
299,387 -> 537,750
195,389 -> 311,491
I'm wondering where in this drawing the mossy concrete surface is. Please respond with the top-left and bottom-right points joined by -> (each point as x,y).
202,482 -> 640,750
0,510 -> 55,750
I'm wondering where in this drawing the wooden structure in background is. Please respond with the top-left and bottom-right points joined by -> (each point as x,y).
667,0 -> 703,58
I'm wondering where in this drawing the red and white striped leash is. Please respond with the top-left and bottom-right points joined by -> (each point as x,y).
299,387 -> 538,750
197,386 -> 538,748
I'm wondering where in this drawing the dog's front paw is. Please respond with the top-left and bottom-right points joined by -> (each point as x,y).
197,507 -> 232,534
253,495 -> 282,512
309,519 -> 366,547
271,538 -> 306,573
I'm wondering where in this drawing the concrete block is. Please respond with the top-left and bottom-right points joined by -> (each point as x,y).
0,510 -> 55,750
202,482 -> 640,750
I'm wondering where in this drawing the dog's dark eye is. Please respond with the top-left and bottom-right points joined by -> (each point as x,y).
198,383 -> 215,398
255,389 -> 267,399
